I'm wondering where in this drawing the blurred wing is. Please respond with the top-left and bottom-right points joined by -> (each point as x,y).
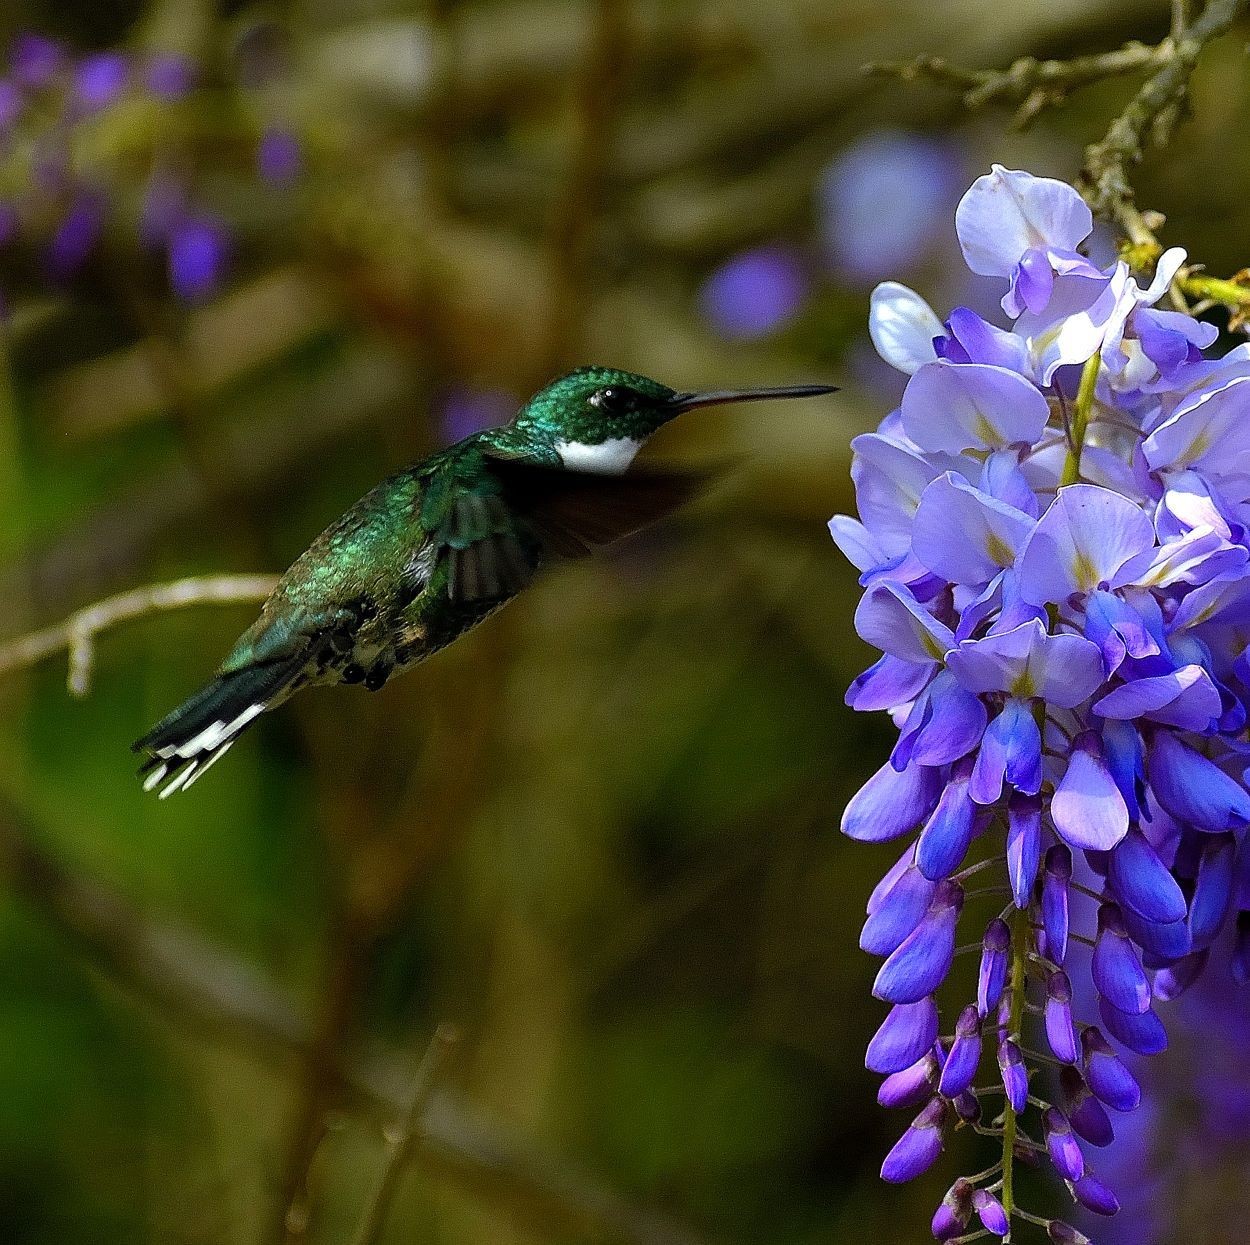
486,458 -> 709,558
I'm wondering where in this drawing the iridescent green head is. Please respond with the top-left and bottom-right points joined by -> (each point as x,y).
512,365 -> 837,474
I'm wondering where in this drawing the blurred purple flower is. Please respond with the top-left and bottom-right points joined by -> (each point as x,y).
257,126 -> 302,186
168,216 -> 230,302
139,173 -> 189,248
436,386 -> 516,444
0,202 -> 18,247
819,130 -> 961,282
11,33 -> 64,90
698,245 -> 810,340
145,53 -> 197,101
0,79 -> 23,130
46,195 -> 104,279
73,52 -> 130,114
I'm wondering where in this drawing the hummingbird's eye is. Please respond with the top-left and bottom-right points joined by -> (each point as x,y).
590,386 -> 635,415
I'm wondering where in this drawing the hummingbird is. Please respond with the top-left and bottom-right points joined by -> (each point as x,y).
133,366 -> 836,796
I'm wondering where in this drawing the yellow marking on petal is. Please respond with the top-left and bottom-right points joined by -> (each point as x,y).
974,412 -> 1000,447
921,630 -> 948,661
1186,429 -> 1209,463
1072,549 -> 1099,591
1011,669 -> 1037,699
986,532 -> 1015,567
1187,601 -> 1217,628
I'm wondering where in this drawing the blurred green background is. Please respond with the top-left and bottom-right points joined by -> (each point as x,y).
1,2 -> 1249,1243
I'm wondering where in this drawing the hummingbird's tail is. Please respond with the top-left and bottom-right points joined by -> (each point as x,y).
132,656 -> 303,798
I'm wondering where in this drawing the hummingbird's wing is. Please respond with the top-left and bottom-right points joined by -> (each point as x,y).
485,457 -> 710,559
421,456 -> 541,604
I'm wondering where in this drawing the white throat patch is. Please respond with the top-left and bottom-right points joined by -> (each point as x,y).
555,436 -> 641,475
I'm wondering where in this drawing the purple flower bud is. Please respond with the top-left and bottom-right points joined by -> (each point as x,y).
1047,1222 -> 1092,1245
1154,947 -> 1209,1000
1108,828 -> 1187,925
880,1096 -> 947,1183
861,863 -> 936,956
698,245 -> 810,340
1080,1027 -> 1140,1111
1006,792 -> 1041,907
1043,1107 -> 1084,1181
972,1189 -> 1009,1237
879,1051 -> 939,1108
1098,996 -> 1167,1055
258,125 -> 302,186
873,881 -> 962,1004
867,998 -> 940,1074
969,695 -> 1042,804
1189,835 -> 1235,950
1072,1173 -> 1120,1217
843,760 -> 943,843
1051,731 -> 1128,851
977,918 -> 1010,1017
1100,718 -> 1144,820
997,1038 -> 1028,1112
938,1005 -> 981,1097
1092,903 -> 1150,1014
916,765 -> 976,880
1042,844 -> 1071,964
1060,1067 -> 1114,1147
1148,730 -> 1250,832
951,1089 -> 980,1123
1045,970 -> 1078,1064
168,216 -> 229,303
868,841 -> 922,914
1120,902 -> 1190,961
931,1178 -> 973,1240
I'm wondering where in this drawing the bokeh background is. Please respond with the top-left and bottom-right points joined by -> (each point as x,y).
1,2 -> 1249,1243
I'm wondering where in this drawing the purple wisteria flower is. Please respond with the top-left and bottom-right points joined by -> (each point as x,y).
833,163 -> 1250,1241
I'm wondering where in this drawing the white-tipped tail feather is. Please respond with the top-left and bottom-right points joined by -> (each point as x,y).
134,658 -> 304,797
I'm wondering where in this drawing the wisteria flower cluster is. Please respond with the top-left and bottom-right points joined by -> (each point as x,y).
832,164 -> 1250,1242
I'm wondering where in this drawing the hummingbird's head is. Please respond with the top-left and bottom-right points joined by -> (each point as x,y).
517,366 -> 837,474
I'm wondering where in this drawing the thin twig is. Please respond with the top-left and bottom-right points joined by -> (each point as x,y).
0,574 -> 278,696
867,41 -> 1170,126
1080,0 -> 1250,233
350,1025 -> 460,1245
869,0 -> 1250,319
0,801 -> 714,1245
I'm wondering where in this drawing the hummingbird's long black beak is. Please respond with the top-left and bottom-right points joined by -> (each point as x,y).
666,383 -> 839,413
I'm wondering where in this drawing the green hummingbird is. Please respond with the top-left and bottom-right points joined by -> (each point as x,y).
134,366 -> 835,796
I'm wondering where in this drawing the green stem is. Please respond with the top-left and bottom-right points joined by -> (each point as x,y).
1000,906 -> 1029,1232
1061,352 -> 1101,486
1180,272 -> 1250,311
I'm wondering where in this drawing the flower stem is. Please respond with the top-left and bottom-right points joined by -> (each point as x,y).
1000,906 -> 1030,1233
1061,352 -> 1101,486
